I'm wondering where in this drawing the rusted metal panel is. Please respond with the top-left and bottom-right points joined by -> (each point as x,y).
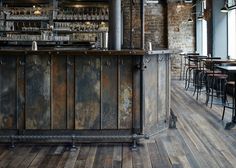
17,56 -> 26,129
157,54 -> 170,124
132,56 -> 141,132
25,55 -> 51,129
118,56 -> 133,129
101,56 -> 118,129
0,56 -> 17,129
144,55 -> 158,132
52,55 -> 67,129
75,56 -> 101,130
67,56 -> 75,129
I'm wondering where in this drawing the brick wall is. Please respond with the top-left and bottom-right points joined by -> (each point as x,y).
121,1 -> 195,77
167,1 -> 195,78
145,3 -> 166,50
122,0 -> 141,49
168,2 -> 195,52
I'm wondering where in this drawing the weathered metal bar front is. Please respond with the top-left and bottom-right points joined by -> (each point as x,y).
0,50 -> 172,143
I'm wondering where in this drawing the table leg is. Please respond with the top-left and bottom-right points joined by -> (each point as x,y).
225,74 -> 236,130
233,74 -> 236,122
179,55 -> 183,80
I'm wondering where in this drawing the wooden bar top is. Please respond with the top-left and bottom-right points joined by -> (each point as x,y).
0,49 -> 145,56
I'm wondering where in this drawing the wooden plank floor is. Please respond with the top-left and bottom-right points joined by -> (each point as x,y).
0,80 -> 236,168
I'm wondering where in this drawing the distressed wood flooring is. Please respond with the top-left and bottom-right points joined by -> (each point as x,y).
0,80 -> 236,168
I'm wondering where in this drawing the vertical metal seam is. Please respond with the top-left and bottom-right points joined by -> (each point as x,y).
66,55 -> 69,129
131,56 -> 134,132
50,55 -> 53,130
16,56 -> 19,130
73,55 -> 76,130
117,56 -> 120,130
100,56 -> 102,130
24,55 -> 26,130
140,55 -> 144,134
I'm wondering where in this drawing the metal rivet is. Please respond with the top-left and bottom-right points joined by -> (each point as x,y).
19,60 -> 25,66
67,61 -> 72,66
48,60 -> 51,65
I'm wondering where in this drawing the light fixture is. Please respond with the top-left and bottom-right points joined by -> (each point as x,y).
146,0 -> 159,3
197,13 -> 204,20
220,0 -> 232,13
188,17 -> 193,22
177,0 -> 184,9
220,4 -> 229,13
33,5 -> 42,15
34,8 -> 41,15
187,13 -> 194,22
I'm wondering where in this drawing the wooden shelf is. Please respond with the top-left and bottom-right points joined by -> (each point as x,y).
0,39 -> 96,43
5,18 -> 49,21
53,19 -> 108,22
53,29 -> 107,33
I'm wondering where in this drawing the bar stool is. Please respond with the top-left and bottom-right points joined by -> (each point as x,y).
179,53 -> 185,80
184,53 -> 199,90
192,56 -> 206,100
193,57 -> 221,100
222,81 -> 235,120
209,74 -> 228,108
205,63 -> 228,107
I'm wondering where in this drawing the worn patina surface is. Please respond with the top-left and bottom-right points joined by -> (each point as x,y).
0,50 -> 171,139
0,56 -> 16,129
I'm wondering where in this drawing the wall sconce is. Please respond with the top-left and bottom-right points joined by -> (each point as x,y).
197,13 -> 204,20
146,0 -> 159,3
220,0 -> 236,13
195,9 -> 204,21
188,17 -> 193,22
177,0 -> 185,9
220,3 -> 229,13
196,9 -> 211,21
187,13 -> 196,23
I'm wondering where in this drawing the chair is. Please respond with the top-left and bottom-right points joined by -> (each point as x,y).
184,53 -> 199,90
205,60 -> 229,107
222,81 -> 235,120
193,57 -> 221,100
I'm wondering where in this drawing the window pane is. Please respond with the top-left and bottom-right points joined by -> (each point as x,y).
228,9 -> 236,59
227,0 -> 236,7
202,19 -> 208,56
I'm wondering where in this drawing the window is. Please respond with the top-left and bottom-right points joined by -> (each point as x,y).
201,0 -> 208,55
202,19 -> 208,56
227,4 -> 236,59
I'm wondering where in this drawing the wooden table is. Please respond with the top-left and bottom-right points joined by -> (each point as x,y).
217,65 -> 236,129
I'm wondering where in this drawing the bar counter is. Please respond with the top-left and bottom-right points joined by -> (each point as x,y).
0,49 -> 175,144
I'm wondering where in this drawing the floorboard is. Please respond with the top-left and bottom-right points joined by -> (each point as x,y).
0,80 -> 235,168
